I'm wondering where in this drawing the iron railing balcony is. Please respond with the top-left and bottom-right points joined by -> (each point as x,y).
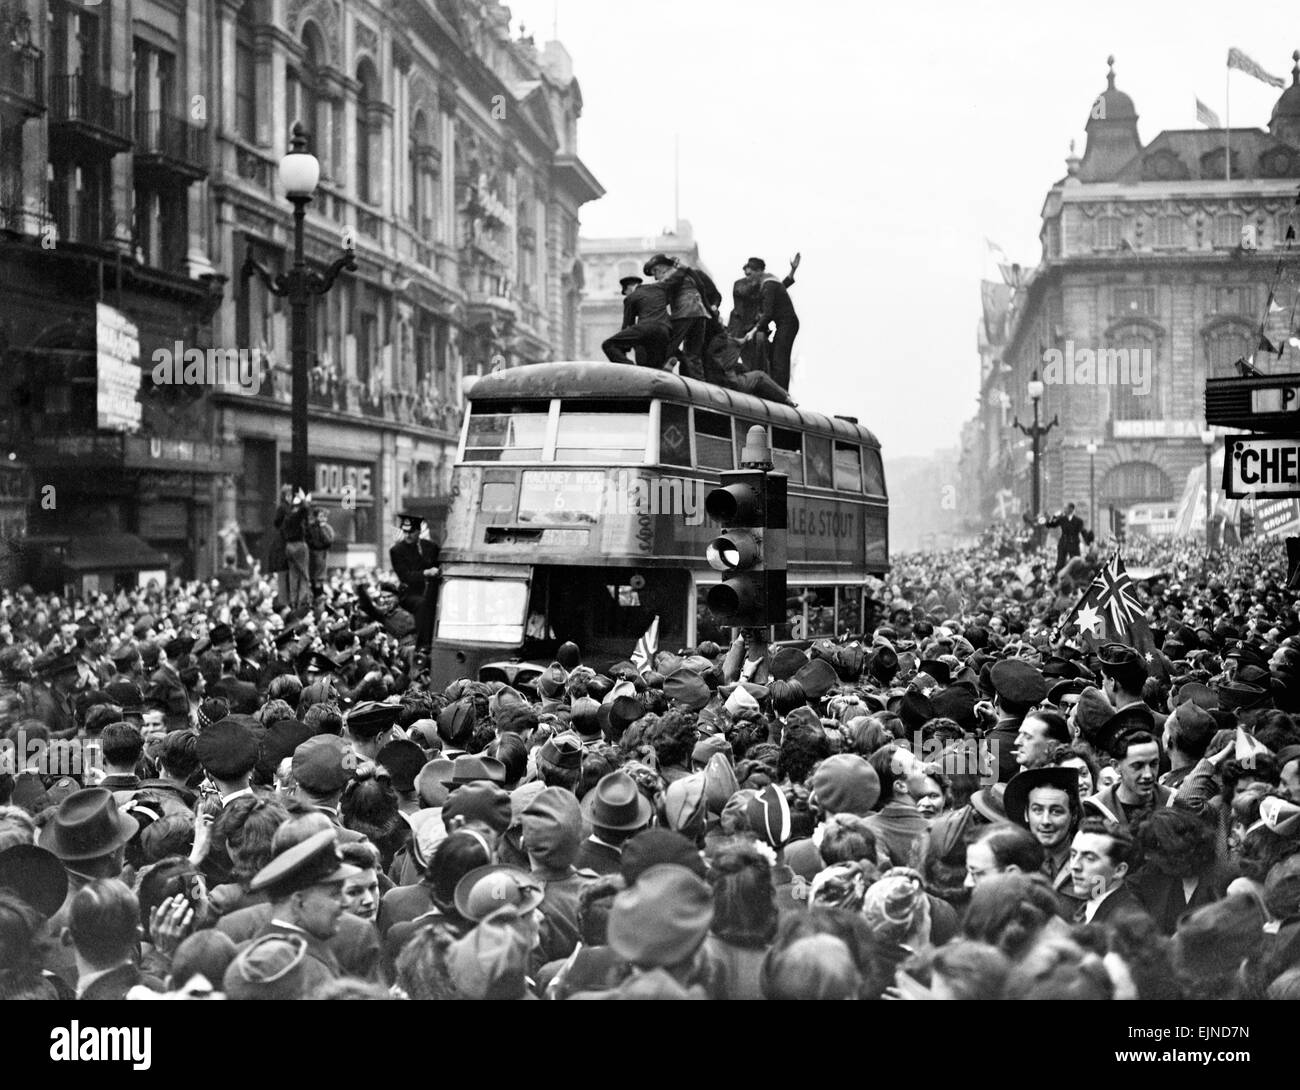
48,75 -> 133,154
134,109 -> 207,182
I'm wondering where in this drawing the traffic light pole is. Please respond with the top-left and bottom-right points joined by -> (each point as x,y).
704,426 -> 788,631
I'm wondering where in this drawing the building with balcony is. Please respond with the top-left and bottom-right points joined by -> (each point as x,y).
578,219 -> 703,359
977,55 -> 1300,535
0,0 -> 602,588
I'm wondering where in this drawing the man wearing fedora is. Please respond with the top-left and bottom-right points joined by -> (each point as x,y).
576,770 -> 653,876
37,787 -> 140,989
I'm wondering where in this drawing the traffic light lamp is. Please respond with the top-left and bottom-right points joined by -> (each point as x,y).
704,427 -> 787,628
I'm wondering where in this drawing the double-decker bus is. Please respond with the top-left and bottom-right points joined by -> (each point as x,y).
428,362 -> 888,683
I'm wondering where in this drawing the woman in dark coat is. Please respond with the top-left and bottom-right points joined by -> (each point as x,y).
1130,806 -> 1236,935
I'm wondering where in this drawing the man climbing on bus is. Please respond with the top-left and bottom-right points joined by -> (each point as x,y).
389,513 -> 440,650
602,270 -> 674,371
644,253 -> 722,383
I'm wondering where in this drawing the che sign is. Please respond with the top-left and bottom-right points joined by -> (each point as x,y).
1222,435 -> 1300,498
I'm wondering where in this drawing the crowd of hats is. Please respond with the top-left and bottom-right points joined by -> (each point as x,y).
1,535 -> 1300,1000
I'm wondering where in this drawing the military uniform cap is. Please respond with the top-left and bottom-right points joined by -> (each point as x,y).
248,829 -> 360,896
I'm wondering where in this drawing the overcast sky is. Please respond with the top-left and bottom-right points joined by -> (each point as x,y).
507,0 -> 1298,458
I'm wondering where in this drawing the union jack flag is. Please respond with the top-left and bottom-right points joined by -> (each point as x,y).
1094,552 -> 1143,634
631,615 -> 659,675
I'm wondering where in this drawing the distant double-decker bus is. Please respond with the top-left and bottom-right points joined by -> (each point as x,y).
428,361 -> 888,682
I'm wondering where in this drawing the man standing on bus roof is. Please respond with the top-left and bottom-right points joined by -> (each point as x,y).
645,253 -> 720,384
601,270 -> 673,371
617,276 -> 648,368
390,513 -> 440,650
730,254 -> 798,374
743,257 -> 800,391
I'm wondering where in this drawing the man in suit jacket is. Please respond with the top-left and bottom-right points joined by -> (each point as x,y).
1045,503 -> 1092,575
1068,817 -> 1150,925
645,253 -> 721,382
986,659 -> 1048,785
66,877 -> 161,1000
602,276 -> 674,370
742,257 -> 800,389
390,513 -> 440,649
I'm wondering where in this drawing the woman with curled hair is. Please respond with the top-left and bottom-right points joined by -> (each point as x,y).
842,717 -> 892,759
897,938 -> 1010,1000
960,872 -> 1066,962
1003,934 -> 1114,1000
393,921 -> 460,1001
1049,740 -> 1101,800
1129,806 -> 1230,935
702,840 -> 779,1000
207,795 -> 289,916
341,765 -> 407,871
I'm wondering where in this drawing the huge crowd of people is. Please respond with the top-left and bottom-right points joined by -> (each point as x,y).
1,525 -> 1300,1001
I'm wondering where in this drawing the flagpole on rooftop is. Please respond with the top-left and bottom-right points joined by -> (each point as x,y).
1225,58 -> 1231,182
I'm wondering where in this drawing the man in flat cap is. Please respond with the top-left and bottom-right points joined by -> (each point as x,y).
291,735 -> 355,824
390,513 -> 440,651
241,829 -> 361,982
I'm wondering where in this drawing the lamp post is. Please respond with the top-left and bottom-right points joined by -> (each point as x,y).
1013,370 -> 1058,547
241,123 -> 356,493
1085,441 -> 1098,538
1201,428 -> 1215,548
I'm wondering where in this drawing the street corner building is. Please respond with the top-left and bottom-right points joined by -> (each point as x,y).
0,0 -> 602,593
970,54 -> 1300,546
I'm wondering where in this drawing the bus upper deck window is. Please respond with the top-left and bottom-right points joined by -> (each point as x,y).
834,442 -> 863,492
862,448 -> 886,496
694,410 -> 733,470
464,401 -> 549,462
805,435 -> 833,489
771,428 -> 804,485
660,402 -> 690,467
555,399 -> 649,463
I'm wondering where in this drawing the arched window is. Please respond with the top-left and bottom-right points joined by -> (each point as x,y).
287,24 -> 322,159
355,61 -> 379,205
235,2 -> 257,142
1204,320 -> 1254,380
1107,323 -> 1161,422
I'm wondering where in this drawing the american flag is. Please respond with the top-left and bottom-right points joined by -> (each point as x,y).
631,615 -> 659,675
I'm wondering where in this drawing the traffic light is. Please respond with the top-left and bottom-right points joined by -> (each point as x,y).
704,426 -> 787,628
1240,509 -> 1255,540
1113,509 -> 1126,541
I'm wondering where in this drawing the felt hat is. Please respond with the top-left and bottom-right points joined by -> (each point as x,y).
642,252 -> 675,276
222,934 -> 330,1001
453,864 -> 545,922
0,844 -> 69,917
607,863 -> 714,967
291,735 -> 354,796
969,783 -> 1007,824
38,787 -> 139,862
1003,766 -> 1078,828
375,739 -> 427,794
663,669 -> 710,712
770,646 -> 809,681
538,731 -> 584,771
794,657 -> 840,702
443,782 -> 512,834
746,783 -> 792,847
520,787 -> 583,870
581,770 -> 654,831
619,829 -> 706,885
663,773 -> 708,838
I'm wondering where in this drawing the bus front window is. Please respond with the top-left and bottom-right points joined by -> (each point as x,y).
436,578 -> 529,644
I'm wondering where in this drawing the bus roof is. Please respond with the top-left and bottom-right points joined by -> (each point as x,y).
467,362 -> 881,448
